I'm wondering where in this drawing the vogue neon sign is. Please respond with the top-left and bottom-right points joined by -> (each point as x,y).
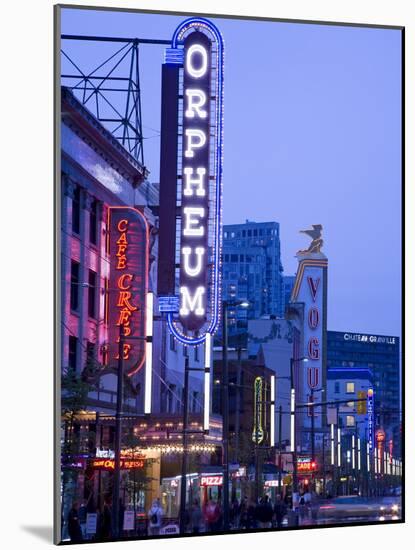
165,17 -> 224,345
306,276 -> 321,389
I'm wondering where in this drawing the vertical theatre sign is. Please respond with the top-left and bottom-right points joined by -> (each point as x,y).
290,226 -> 328,433
159,17 -> 224,346
107,206 -> 148,376
179,30 -> 211,332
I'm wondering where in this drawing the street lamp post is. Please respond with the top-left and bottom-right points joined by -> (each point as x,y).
112,327 -> 124,539
222,301 -> 230,531
289,356 -> 308,525
179,354 -> 190,534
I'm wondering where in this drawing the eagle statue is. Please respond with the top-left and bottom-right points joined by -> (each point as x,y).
297,224 -> 324,255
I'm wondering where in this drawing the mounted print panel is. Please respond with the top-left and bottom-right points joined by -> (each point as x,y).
55,4 -> 404,545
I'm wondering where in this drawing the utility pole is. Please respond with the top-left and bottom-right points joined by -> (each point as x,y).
278,405 -> 283,497
112,327 -> 124,539
322,432 -> 326,497
179,354 -> 190,534
311,389 -> 315,463
234,346 -> 242,463
222,301 -> 230,531
254,390 -> 261,502
310,388 -> 315,492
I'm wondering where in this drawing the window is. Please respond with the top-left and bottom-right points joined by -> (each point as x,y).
68,335 -> 78,371
334,381 -> 340,394
102,344 -> 109,366
88,270 -> 97,319
168,384 -> 176,413
72,186 -> 81,234
90,200 -> 98,245
346,382 -> 355,394
346,415 -> 355,427
169,334 -> 177,352
192,391 -> 199,412
247,230 -> 252,237
231,254 -> 238,262
183,345 -> 188,357
86,341 -> 95,367
194,346 -> 199,362
103,278 -> 109,324
70,261 -> 80,311
347,401 -> 354,409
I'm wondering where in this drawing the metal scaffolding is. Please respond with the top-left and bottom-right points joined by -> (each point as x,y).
61,35 -> 170,166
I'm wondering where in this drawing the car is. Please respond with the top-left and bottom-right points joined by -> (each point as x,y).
314,496 -> 379,520
378,496 -> 401,520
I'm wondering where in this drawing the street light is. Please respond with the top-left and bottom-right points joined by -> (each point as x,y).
222,299 -> 250,532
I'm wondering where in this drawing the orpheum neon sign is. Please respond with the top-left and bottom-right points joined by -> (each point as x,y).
164,18 -> 224,345
106,206 -> 148,376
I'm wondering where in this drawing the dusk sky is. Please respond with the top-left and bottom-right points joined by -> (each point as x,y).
61,7 -> 402,338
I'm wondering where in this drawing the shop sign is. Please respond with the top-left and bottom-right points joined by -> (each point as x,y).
91,458 -> 145,470
264,480 -> 281,487
297,457 -> 317,472
200,475 -> 223,486
86,513 -> 97,535
367,388 -> 374,450
160,524 -> 180,535
123,511 -> 135,531
252,376 -> 265,444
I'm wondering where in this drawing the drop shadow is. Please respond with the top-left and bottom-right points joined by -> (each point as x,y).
21,525 -> 54,543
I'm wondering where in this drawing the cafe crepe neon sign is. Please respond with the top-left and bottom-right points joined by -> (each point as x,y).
166,17 -> 224,346
107,206 -> 148,376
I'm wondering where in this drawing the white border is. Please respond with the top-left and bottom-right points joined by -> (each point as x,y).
0,1 -> 410,549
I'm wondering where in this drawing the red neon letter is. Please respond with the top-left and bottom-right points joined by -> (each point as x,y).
307,337 -> 320,360
308,307 -> 320,329
117,219 -> 128,232
118,273 -> 133,290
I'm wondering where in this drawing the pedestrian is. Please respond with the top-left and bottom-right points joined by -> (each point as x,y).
78,500 -> 87,539
100,498 -> 112,540
230,497 -> 240,529
247,498 -> 257,529
203,499 -> 220,532
67,501 -> 83,542
299,493 -> 307,519
274,494 -> 288,528
239,496 -> 249,529
190,499 -> 203,533
148,498 -> 163,536
118,498 -> 125,536
256,495 -> 273,528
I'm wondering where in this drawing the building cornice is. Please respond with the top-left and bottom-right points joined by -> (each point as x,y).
61,86 -> 149,187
